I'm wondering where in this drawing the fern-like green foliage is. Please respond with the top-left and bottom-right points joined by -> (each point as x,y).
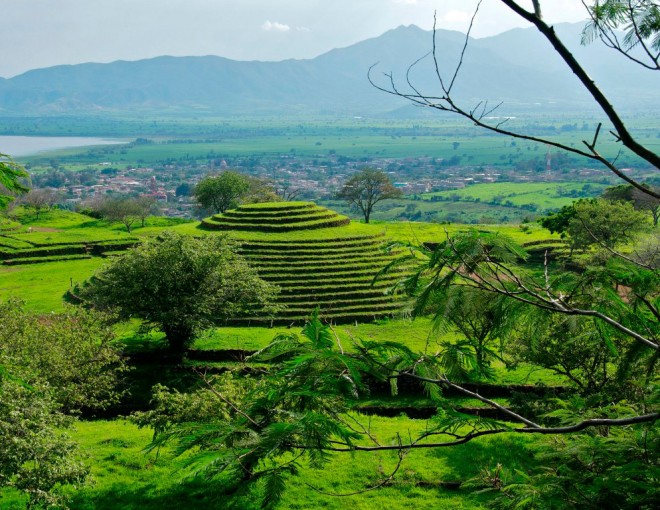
0,153 -> 29,209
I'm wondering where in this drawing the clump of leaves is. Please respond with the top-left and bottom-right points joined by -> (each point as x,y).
0,376 -> 88,509
0,299 -> 128,413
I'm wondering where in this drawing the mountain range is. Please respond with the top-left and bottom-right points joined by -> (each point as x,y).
0,23 -> 655,117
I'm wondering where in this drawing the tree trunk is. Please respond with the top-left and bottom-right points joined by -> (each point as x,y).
163,323 -> 194,360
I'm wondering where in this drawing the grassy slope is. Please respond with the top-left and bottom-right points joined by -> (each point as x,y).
0,419 -> 537,510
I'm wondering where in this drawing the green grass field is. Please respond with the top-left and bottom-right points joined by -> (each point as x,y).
0,206 -> 572,509
0,207 -> 557,314
420,181 -> 608,211
1,418 -> 539,510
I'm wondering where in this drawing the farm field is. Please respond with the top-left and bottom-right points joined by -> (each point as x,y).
420,181 -> 609,211
19,124 -> 655,169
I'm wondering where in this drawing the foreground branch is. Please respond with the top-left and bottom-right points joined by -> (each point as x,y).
306,413 -> 659,452
498,0 -> 660,171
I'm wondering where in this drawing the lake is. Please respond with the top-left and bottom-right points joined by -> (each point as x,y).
0,136 -> 127,157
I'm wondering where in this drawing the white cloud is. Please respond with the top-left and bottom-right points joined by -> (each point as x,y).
295,26 -> 311,32
261,20 -> 290,32
392,0 -> 419,5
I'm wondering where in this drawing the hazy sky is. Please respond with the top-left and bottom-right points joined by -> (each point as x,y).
1,0 -> 588,78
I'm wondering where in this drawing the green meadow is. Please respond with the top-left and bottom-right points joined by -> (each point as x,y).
2,418 -> 541,510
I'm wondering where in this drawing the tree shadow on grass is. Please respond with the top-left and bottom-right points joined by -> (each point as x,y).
428,434 -> 538,484
69,477 -> 263,510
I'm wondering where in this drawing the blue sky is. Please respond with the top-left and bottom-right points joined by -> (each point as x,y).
1,0 -> 587,77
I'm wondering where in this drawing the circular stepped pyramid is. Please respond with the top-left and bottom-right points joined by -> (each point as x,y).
202,202 -> 410,324
201,202 -> 350,232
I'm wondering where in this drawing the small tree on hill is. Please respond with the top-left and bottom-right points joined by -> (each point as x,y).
78,232 -> 278,355
133,195 -> 159,227
194,171 -> 251,214
22,188 -> 59,219
337,167 -> 402,223
245,176 -> 279,204
96,197 -> 142,233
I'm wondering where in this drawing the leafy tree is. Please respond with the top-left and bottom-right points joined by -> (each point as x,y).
194,171 -> 251,214
567,198 -> 647,250
510,313 -> 618,394
0,153 -> 29,209
0,300 -> 128,413
175,182 -> 191,197
0,376 -> 88,509
134,195 -> 159,227
582,0 -> 660,70
104,197 -> 142,233
632,186 -> 660,226
538,203 -> 577,237
337,167 -> 402,223
245,175 -> 279,203
0,300 -> 126,508
499,428 -> 659,510
408,271 -> 512,376
603,183 -> 660,226
21,188 -> 59,220
78,232 -> 278,354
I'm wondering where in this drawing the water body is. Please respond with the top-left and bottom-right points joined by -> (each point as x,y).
0,136 -> 127,157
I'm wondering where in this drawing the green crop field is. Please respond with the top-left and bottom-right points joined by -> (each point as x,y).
20,122 -> 654,169
420,181 -> 609,211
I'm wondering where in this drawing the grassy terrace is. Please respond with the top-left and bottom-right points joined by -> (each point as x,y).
204,202 -> 410,324
0,205 -> 564,319
0,207 -> 562,315
202,204 -> 351,231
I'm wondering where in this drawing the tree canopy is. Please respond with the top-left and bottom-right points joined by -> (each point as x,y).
194,171 -> 251,214
337,167 -> 402,223
0,300 -> 126,508
78,232 -> 279,353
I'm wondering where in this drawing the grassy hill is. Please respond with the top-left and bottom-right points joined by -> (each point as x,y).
203,202 -> 409,324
